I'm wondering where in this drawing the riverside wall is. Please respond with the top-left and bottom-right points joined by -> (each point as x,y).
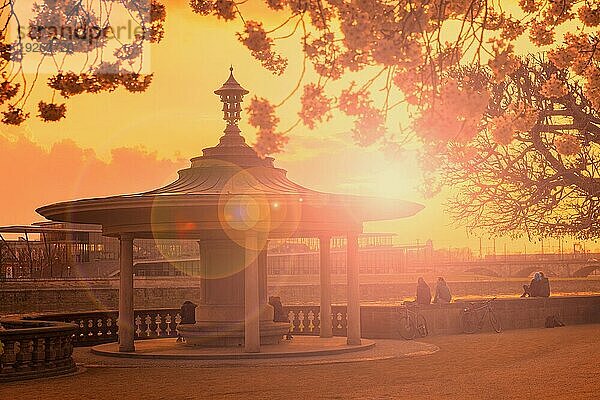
1,276 -> 600,314
360,296 -> 600,337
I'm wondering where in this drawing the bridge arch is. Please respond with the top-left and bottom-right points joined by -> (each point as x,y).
513,266 -> 540,278
512,266 -> 559,278
572,265 -> 600,277
463,267 -> 500,277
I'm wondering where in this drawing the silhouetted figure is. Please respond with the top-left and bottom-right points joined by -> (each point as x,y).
433,277 -> 452,303
177,300 -> 197,342
268,296 -> 287,322
521,272 -> 542,297
269,296 -> 292,340
538,272 -> 551,297
416,277 -> 432,305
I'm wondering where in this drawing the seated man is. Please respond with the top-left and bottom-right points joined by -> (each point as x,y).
538,272 -> 551,297
522,272 -> 542,297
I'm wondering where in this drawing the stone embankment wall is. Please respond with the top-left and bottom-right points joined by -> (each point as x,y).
360,296 -> 600,337
1,277 -> 600,314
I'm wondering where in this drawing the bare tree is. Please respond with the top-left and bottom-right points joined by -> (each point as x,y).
439,57 -> 600,239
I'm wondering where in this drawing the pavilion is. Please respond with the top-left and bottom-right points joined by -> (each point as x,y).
37,68 -> 424,353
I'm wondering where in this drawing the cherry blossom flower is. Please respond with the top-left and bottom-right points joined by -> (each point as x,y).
489,114 -> 515,145
254,129 -> 288,158
578,5 -> 600,27
189,0 -> 213,15
548,46 -> 577,69
519,0 -> 540,14
214,0 -> 237,20
298,84 -> 331,129
338,85 -> 372,116
38,101 -> 66,122
48,72 -> 86,98
265,0 -> 286,11
237,21 -> 287,75
351,108 -> 386,147
2,105 -> 29,125
529,21 -> 554,46
540,74 -> 568,99
584,66 -> 600,110
0,80 -> 19,105
555,134 -> 581,156
247,97 -> 279,132
120,73 -> 154,93
238,21 -> 271,53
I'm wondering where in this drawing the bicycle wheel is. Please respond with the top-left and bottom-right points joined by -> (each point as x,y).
416,314 -> 428,338
489,311 -> 502,333
397,315 -> 416,340
461,310 -> 478,334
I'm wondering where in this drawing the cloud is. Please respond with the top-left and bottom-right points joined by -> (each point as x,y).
0,134 -> 187,225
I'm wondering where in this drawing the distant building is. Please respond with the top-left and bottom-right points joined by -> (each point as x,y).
0,223 -> 434,278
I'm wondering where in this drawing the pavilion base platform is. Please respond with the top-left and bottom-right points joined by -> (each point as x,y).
91,337 -> 376,360
177,321 -> 290,347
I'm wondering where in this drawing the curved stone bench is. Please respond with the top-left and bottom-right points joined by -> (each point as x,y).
0,318 -> 78,382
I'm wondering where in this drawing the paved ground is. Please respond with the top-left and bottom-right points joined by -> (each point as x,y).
2,324 -> 599,399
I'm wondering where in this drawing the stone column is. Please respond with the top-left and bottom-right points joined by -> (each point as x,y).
118,233 -> 135,352
346,233 -> 361,345
258,247 -> 268,307
244,234 -> 260,353
319,235 -> 333,338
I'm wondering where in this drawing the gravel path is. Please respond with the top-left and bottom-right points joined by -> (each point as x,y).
2,324 -> 598,399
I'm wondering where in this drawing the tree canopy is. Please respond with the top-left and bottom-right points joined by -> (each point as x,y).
2,0 -> 600,238
189,0 -> 600,157
189,0 -> 600,239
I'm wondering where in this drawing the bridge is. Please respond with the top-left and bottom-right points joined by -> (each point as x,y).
427,254 -> 600,278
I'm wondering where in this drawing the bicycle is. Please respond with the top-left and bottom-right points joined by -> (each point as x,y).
461,297 -> 502,334
396,302 -> 428,340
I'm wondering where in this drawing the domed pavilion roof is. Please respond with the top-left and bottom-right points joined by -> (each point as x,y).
37,69 -> 424,240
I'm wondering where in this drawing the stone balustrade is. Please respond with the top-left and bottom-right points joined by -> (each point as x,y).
25,309 -> 183,347
0,319 -> 77,382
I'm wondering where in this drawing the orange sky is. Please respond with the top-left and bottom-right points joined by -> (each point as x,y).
1,1 -> 595,255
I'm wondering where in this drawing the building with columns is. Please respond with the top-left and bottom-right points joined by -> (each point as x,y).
37,68 -> 423,353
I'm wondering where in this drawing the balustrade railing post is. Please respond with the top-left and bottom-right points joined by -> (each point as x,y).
44,337 -> 57,368
31,338 -> 45,370
0,339 -> 17,374
15,338 -> 32,372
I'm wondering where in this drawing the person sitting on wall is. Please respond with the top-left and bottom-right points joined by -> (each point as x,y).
538,272 -> 551,297
269,296 -> 292,340
416,277 -> 432,305
433,277 -> 452,303
521,272 -> 542,297
268,296 -> 287,322
177,300 -> 197,343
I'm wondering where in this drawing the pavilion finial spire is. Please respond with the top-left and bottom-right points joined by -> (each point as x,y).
214,67 -> 249,130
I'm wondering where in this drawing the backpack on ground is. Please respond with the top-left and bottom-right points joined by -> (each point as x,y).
545,315 -> 565,328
